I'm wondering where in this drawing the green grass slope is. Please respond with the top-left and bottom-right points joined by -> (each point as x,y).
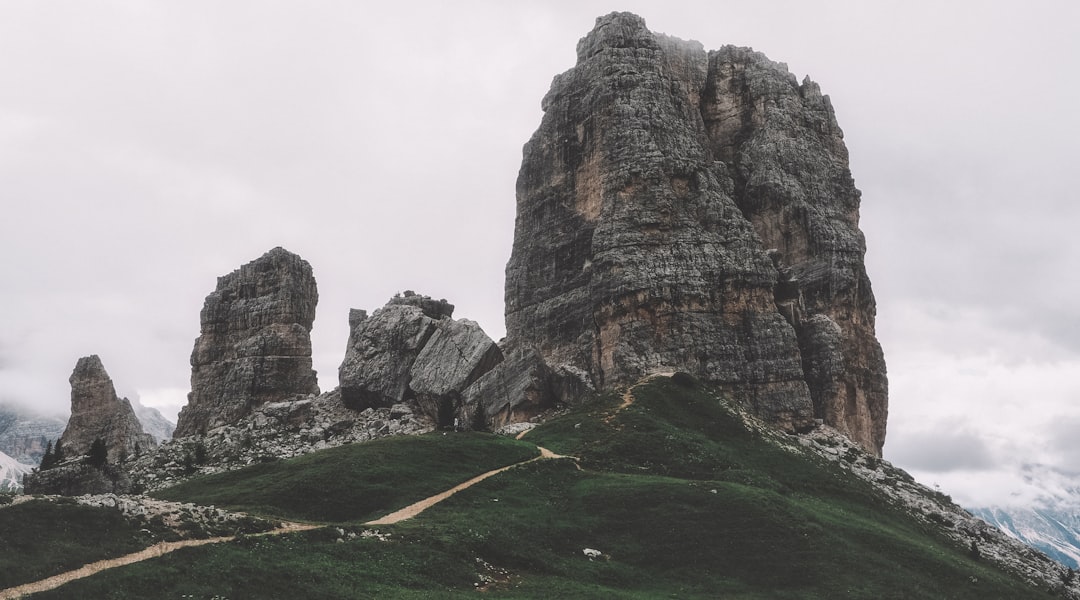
29,376 -> 1051,598
153,432 -> 539,523
0,501 -> 150,589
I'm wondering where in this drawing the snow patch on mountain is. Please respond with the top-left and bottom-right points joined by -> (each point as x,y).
970,464 -> 1080,569
0,449 -> 34,492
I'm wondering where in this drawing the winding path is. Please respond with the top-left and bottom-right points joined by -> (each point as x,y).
1,445 -> 576,598
365,446 -> 572,525
605,371 -> 676,424
0,521 -> 318,600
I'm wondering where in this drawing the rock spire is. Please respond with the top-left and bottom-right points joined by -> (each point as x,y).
497,12 -> 887,454
174,247 -> 320,437
58,355 -> 155,463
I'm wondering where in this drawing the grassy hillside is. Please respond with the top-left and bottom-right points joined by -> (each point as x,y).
24,376 -> 1054,598
0,501 -> 150,589
154,432 -> 539,523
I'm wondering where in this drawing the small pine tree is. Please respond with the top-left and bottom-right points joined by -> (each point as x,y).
53,438 -> 66,463
182,451 -> 196,475
194,441 -> 208,465
40,441 -> 55,471
87,438 -> 108,469
969,540 -> 981,561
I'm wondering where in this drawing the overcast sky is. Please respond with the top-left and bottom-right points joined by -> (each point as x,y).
2,1 -> 1077,508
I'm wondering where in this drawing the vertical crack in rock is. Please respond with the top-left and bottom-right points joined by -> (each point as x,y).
175,247 -> 320,437
500,12 -> 888,455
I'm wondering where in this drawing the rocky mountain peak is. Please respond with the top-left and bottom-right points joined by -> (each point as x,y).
500,12 -> 888,454
59,354 -> 155,463
174,247 -> 320,437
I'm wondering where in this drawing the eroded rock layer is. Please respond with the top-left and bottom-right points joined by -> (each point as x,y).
175,247 -> 320,437
502,13 -> 887,454
59,355 -> 155,463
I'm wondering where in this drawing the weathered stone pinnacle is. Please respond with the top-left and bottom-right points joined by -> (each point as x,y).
493,12 -> 888,454
174,247 -> 320,437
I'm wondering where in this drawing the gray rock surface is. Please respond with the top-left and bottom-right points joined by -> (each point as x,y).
338,292 -> 502,426
175,247 -> 320,437
501,12 -> 887,454
58,355 -> 156,463
460,347 -> 591,429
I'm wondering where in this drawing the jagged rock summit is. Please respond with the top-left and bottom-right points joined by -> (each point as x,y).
59,355 -> 156,463
496,12 -> 887,454
175,247 -> 320,437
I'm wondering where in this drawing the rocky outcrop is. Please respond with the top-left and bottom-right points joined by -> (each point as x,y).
128,389 -> 432,491
461,347 -> 592,429
338,292 -> 502,426
58,355 -> 156,463
499,13 -> 887,454
175,247 -> 320,437
22,461 -> 134,496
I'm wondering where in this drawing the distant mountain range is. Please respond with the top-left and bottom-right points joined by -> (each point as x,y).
970,465 -> 1080,569
0,404 -> 66,465
130,397 -> 175,443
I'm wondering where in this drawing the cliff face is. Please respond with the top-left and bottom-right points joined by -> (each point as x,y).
501,13 -> 887,454
174,247 -> 320,437
58,355 -> 155,463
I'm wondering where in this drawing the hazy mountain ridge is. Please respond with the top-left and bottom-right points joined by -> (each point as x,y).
130,398 -> 174,443
971,466 -> 1080,569
0,403 -> 66,465
974,506 -> 1080,569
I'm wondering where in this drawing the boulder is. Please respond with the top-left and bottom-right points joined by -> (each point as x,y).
338,292 -> 502,427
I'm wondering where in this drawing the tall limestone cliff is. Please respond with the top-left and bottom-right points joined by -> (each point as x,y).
59,355 -> 155,463
496,13 -> 887,454
175,247 -> 320,437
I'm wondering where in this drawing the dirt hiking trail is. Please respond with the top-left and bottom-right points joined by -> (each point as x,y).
1,445 -> 575,598
365,445 -> 572,525
0,521 -> 317,599
605,371 -> 676,424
